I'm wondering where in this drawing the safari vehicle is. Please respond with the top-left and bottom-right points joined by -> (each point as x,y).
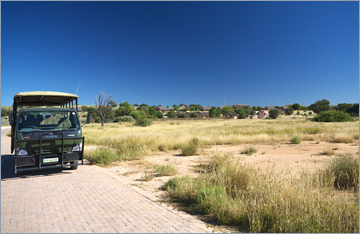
8,91 -> 85,174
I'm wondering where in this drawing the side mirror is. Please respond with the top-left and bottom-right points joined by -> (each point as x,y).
8,112 -> 14,126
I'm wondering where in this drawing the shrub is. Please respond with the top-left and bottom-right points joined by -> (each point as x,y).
181,138 -> 199,156
297,111 -> 300,115
158,144 -> 169,152
290,136 -> 301,144
85,147 -> 118,165
318,154 -> 359,190
312,110 -> 353,122
190,112 -> 198,118
114,116 -> 135,122
321,148 -> 335,156
141,172 -> 155,181
241,147 -> 257,155
135,117 -> 152,127
154,165 -> 177,176
269,109 -> 280,119
284,107 -> 294,115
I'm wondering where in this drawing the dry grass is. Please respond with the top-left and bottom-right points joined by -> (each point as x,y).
165,153 -> 359,233
82,119 -> 358,162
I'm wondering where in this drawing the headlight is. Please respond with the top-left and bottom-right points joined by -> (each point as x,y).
18,149 -> 28,156
72,142 -> 83,152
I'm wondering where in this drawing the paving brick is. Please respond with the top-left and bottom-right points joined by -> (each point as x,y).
1,164 -> 211,233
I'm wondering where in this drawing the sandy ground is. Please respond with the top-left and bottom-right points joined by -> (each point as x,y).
95,140 -> 359,201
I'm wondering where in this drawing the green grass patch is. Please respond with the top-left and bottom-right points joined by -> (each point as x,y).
84,147 -> 118,165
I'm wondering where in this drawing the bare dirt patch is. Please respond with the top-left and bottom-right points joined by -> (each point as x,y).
102,140 -> 358,197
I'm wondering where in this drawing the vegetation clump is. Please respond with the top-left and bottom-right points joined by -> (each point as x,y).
290,136 -> 301,144
135,117 -> 152,127
165,153 -> 359,232
321,148 -> 335,156
154,165 -> 177,176
181,138 -> 199,156
84,147 -> 118,165
269,109 -> 280,119
240,147 -> 257,155
317,154 -> 359,190
312,110 -> 353,122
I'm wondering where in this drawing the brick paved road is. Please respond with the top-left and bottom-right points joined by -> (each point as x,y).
1,128 -> 211,233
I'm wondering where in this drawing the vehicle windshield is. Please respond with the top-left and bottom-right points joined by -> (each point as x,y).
18,110 -> 80,132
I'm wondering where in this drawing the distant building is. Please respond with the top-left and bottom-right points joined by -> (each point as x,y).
156,106 -> 170,112
203,106 -> 212,111
265,106 -> 276,110
231,112 -> 239,119
233,104 -> 250,109
197,111 -> 210,118
257,110 -> 269,119
179,105 -> 189,111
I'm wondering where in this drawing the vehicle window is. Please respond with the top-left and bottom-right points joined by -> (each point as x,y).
18,111 -> 80,132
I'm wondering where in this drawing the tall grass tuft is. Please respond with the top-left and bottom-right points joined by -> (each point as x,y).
154,164 -> 177,176
166,153 -> 359,232
290,136 -> 301,144
181,138 -> 199,156
84,147 -> 118,165
240,147 -> 257,155
317,154 -> 359,190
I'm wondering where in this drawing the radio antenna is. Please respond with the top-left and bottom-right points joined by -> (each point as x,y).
75,80 -> 81,95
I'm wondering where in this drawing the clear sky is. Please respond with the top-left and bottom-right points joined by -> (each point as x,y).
2,1 -> 359,107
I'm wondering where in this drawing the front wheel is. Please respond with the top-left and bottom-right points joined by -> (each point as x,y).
70,162 -> 78,170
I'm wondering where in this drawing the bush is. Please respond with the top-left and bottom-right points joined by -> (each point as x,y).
190,112 -> 198,118
85,147 -> 118,165
135,117 -> 152,127
290,136 -> 301,144
312,110 -> 353,122
284,107 -> 294,115
114,116 -> 135,122
318,154 -> 359,190
321,148 -> 335,156
241,147 -> 257,155
181,138 -> 199,156
269,109 -> 280,119
154,165 -> 177,176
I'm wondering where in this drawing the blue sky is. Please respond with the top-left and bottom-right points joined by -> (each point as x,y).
2,1 -> 358,107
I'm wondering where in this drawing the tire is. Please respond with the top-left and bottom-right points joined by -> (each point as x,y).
70,162 -> 78,170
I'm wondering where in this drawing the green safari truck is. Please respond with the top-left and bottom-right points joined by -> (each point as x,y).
8,91 -> 85,174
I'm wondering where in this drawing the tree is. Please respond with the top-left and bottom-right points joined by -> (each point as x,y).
269,109 -> 280,119
209,107 -> 221,118
308,99 -> 330,114
108,100 -> 117,108
167,110 -> 177,118
116,101 -> 134,117
172,104 -> 179,111
95,92 -> 114,127
284,107 -> 294,115
292,103 -> 300,110
221,106 -> 234,118
235,108 -> 249,119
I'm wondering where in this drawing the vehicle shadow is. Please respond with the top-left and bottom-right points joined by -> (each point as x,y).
1,154 -> 71,180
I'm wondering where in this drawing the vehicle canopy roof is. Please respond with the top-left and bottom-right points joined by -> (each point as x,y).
14,91 -> 78,107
